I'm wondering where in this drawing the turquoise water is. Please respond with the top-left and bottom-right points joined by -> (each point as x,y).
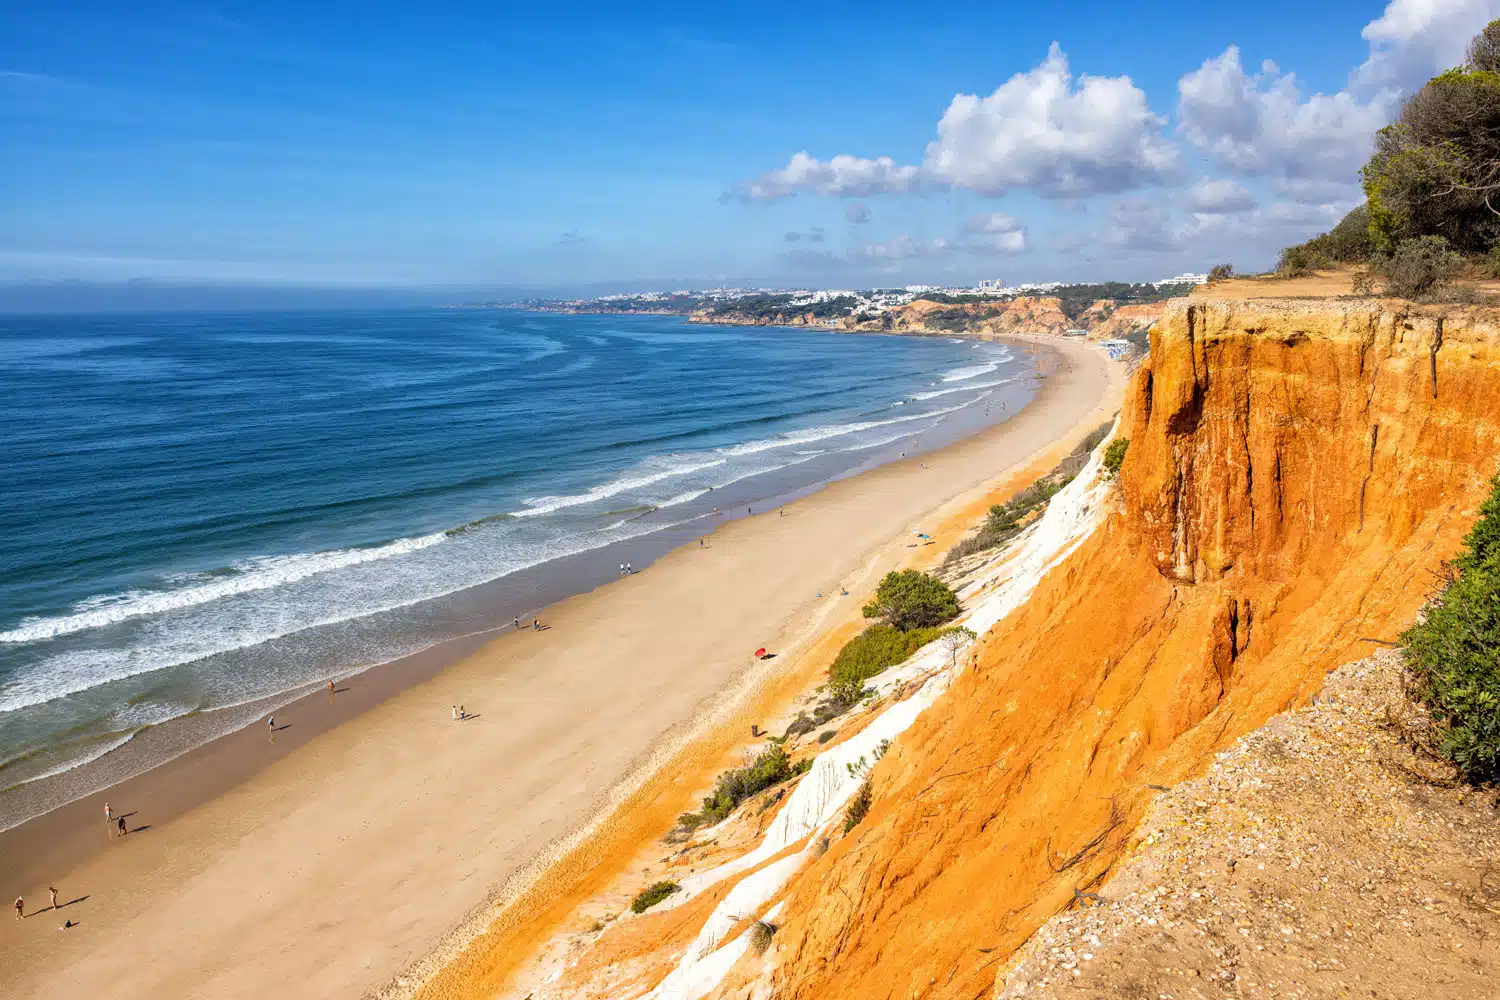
0,309 -> 1031,823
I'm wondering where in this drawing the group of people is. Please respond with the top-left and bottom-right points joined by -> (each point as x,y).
618,562 -> 634,576
13,886 -> 62,921
511,616 -> 543,631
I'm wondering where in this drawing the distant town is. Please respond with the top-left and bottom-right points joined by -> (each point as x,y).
450,273 -> 1209,319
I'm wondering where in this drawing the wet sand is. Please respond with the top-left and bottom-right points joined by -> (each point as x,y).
0,337 -> 1122,1000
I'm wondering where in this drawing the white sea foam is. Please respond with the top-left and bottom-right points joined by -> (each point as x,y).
910,376 -> 1014,400
514,457 -> 729,518
0,532 -> 448,645
939,362 -> 1000,382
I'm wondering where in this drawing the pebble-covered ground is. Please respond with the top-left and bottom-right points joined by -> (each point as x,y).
998,648 -> 1500,1000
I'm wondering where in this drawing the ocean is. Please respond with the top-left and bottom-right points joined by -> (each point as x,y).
0,309 -> 1034,827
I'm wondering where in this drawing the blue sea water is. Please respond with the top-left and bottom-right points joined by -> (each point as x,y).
0,309 -> 1032,824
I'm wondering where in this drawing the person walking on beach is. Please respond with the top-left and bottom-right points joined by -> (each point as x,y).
104,801 -> 113,825
452,705 -> 458,722
532,617 -> 541,631
117,816 -> 127,837
513,617 -> 521,630
267,715 -> 276,742
49,887 -> 57,910
328,679 -> 336,703
458,705 -> 466,721
15,897 -> 23,921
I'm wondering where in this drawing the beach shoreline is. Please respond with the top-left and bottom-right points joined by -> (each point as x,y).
0,335 -> 1123,1000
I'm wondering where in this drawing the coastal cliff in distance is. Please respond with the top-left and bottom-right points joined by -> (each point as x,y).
469,297 -> 1500,1000
689,295 -> 1162,342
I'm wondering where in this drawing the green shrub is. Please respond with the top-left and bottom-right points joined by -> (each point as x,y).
683,743 -> 810,827
631,881 -> 681,914
1102,438 -> 1129,476
1277,242 -> 1329,277
1207,263 -> 1234,282
1373,235 -> 1464,299
829,624 -> 952,687
842,779 -> 873,833
1400,475 -> 1500,781
861,570 -> 960,630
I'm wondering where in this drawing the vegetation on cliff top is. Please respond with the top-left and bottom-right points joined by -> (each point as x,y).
1279,20 -> 1500,299
1400,474 -> 1500,782
677,741 -> 811,830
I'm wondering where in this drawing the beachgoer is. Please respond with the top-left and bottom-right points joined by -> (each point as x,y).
14,897 -> 22,921
513,617 -> 521,630
619,563 -> 625,576
104,802 -> 113,824
49,887 -> 57,909
458,705 -> 466,721
747,506 -> 752,515
698,537 -> 704,547
267,716 -> 275,736
61,919 -> 75,930
841,587 -> 849,596
328,680 -> 336,702
452,705 -> 458,722
532,617 -> 540,631
117,817 -> 127,837
625,562 -> 633,575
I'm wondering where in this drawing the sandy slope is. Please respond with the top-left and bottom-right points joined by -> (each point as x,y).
0,337 -> 1121,1000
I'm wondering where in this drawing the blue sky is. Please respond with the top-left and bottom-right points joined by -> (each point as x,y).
3,1 -> 1497,294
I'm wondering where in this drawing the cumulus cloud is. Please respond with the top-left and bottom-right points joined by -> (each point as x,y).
1184,178 -> 1257,214
923,43 -> 1178,197
845,203 -> 871,224
1177,47 -> 1393,183
963,213 -> 1028,254
1355,0 -> 1500,94
736,44 -> 1175,201
736,151 -> 919,200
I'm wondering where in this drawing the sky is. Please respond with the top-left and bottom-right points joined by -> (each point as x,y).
3,0 -> 1499,299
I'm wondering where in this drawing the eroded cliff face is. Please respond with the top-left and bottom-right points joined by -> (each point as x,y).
749,300 -> 1500,1000
492,300 -> 1500,1000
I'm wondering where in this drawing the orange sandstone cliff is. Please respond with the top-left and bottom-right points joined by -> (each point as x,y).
462,299 -> 1500,1000
758,300 -> 1500,999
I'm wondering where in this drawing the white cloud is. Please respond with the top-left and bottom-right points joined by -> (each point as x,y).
1184,178 -> 1257,214
735,44 -> 1175,201
1177,47 -> 1393,182
850,235 -> 951,260
923,43 -> 1177,197
1355,0 -> 1500,94
737,151 -> 919,200
963,213 -> 1027,254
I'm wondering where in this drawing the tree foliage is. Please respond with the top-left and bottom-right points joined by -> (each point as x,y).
1207,264 -> 1234,282
861,570 -> 960,631
1400,475 -> 1500,782
1361,22 -> 1500,254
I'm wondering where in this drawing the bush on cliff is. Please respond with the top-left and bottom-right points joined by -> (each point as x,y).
680,742 -> 811,828
630,880 -> 680,914
1400,475 -> 1500,782
862,570 -> 960,631
1372,236 -> 1464,299
1103,438 -> 1129,476
829,624 -> 956,691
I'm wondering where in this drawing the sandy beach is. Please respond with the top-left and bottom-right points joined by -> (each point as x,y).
0,335 -> 1122,1000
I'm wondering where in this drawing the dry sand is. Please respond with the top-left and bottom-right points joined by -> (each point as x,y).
0,336 -> 1122,1000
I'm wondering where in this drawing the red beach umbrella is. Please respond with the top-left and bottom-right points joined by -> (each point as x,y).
754,647 -> 767,659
